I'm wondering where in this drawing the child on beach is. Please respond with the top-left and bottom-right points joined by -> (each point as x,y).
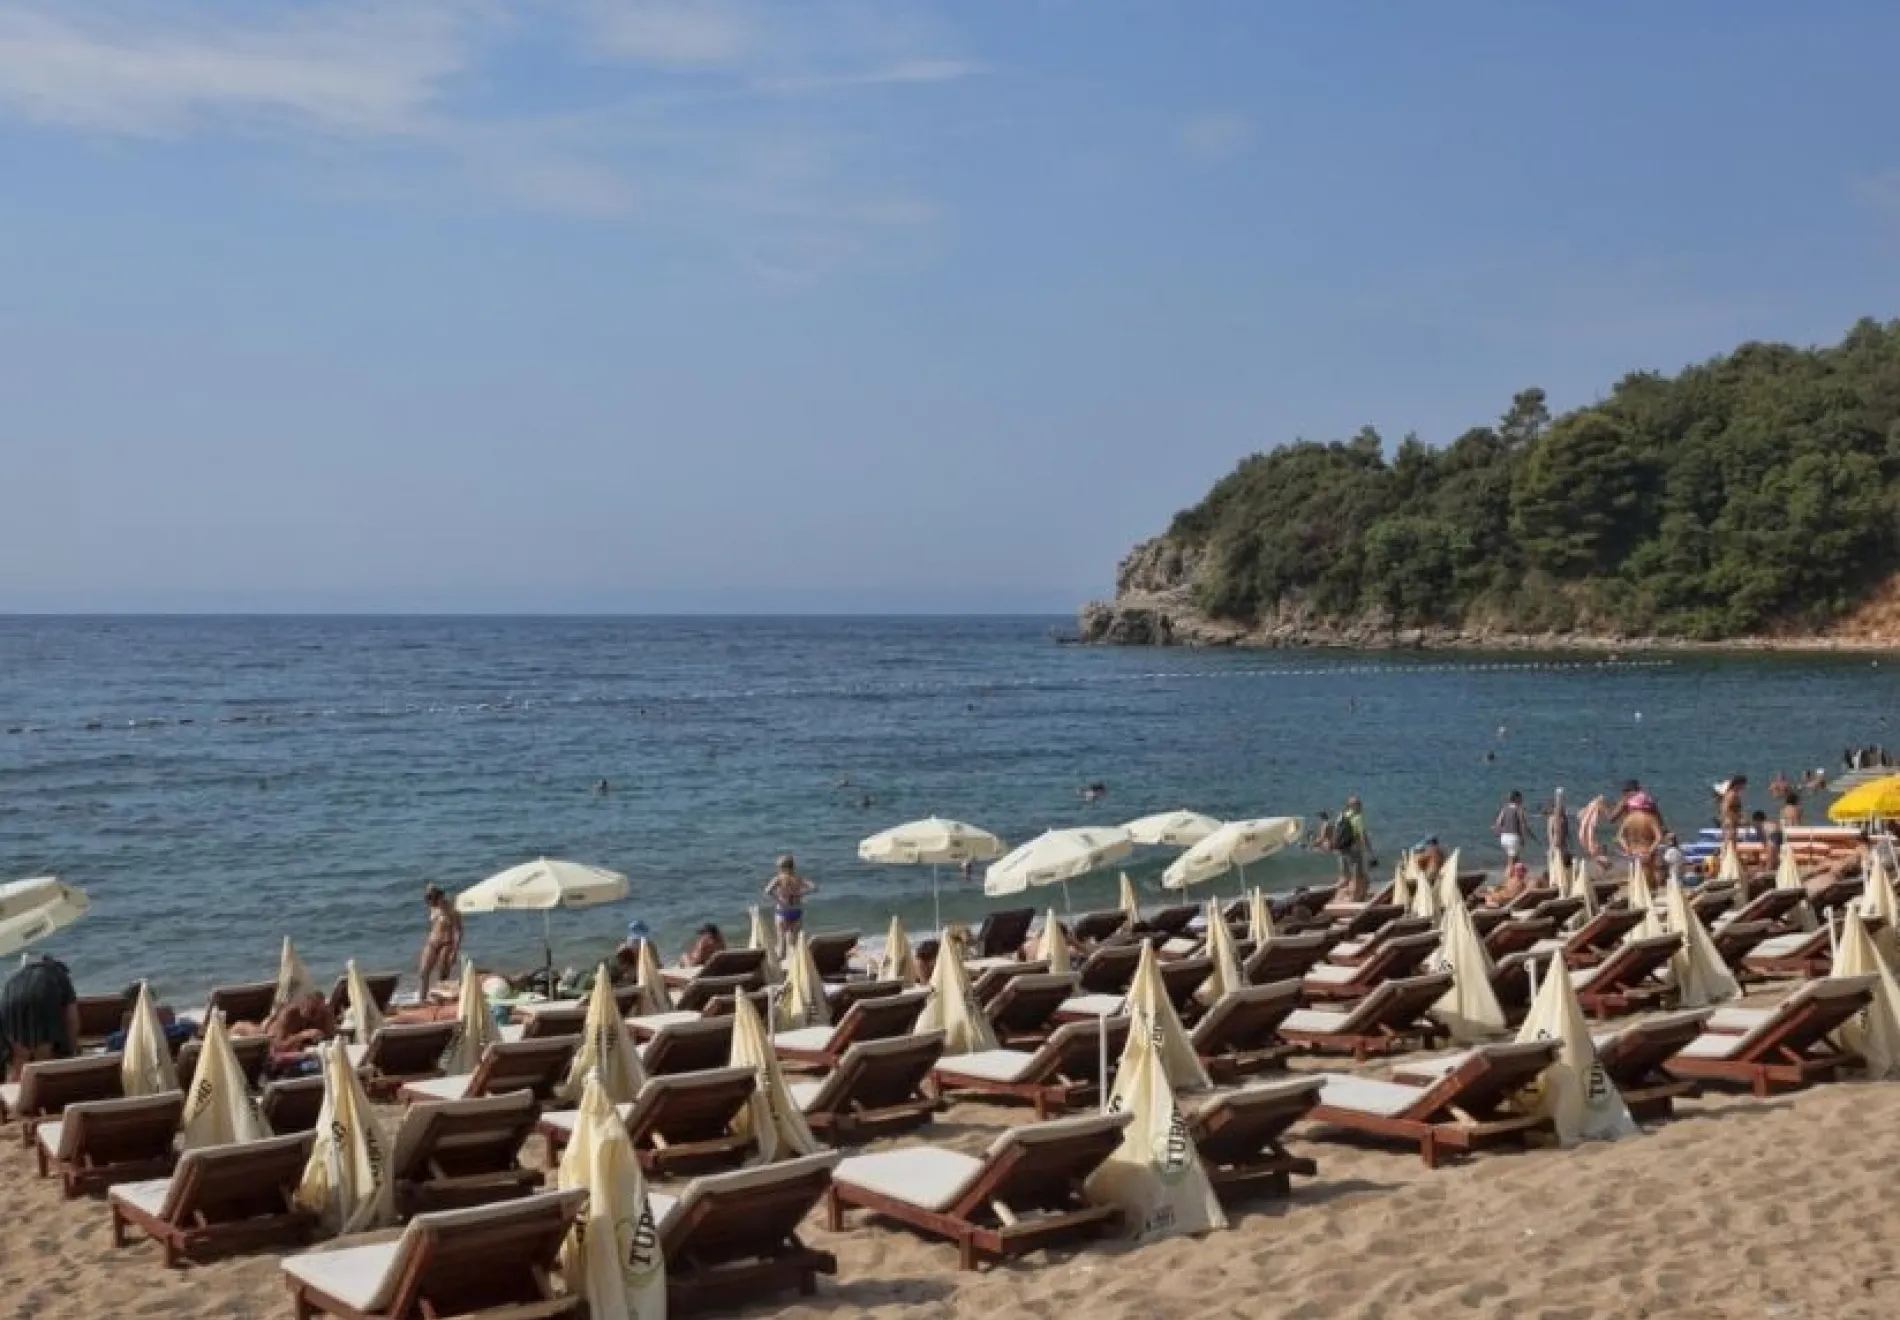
764,855 -> 815,952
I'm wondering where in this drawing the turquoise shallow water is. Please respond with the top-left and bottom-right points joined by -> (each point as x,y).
1,616 -> 1892,1000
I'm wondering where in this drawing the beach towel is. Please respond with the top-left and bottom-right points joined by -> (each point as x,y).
916,935 -> 997,1055
777,932 -> 831,1031
181,1011 -> 270,1150
558,1072 -> 667,1320
727,994 -> 819,1165
563,966 -> 647,1105
122,981 -> 179,1098
1662,879 -> 1738,1007
1516,952 -> 1634,1144
296,1038 -> 395,1234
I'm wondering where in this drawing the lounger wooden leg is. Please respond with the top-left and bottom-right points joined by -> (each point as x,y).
958,1230 -> 977,1272
824,1186 -> 844,1232
1420,1132 -> 1440,1169
109,1205 -> 127,1249
1752,1071 -> 1771,1099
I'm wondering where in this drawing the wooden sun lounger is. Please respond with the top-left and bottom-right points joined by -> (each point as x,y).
673,973 -> 760,1013
1484,916 -> 1557,960
390,1090 -> 543,1217
262,1076 -> 326,1134
36,1091 -> 185,1198
1192,980 -> 1301,1082
325,973 -> 401,1022
1301,932 -> 1440,1002
1595,1009 -> 1712,1120
1665,975 -> 1876,1096
540,1066 -> 757,1176
983,973 -> 1080,1045
350,1022 -> 458,1101
1804,875 -> 1864,915
827,1112 -> 1129,1270
1573,933 -> 1683,1019
1488,950 -> 1540,1019
281,1188 -> 587,1320
177,1034 -> 272,1094
110,1131 -> 318,1266
399,1036 -> 578,1105
1709,920 -> 1778,975
1138,904 -> 1201,937
1074,941 -> 1145,995
1329,903 -> 1405,940
789,1033 -> 945,1143
653,1153 -> 841,1313
661,947 -> 768,990
827,978 -> 907,1016
1528,895 -> 1584,927
1190,1076 -> 1323,1202
1557,907 -> 1647,967
974,908 -> 1038,960
1690,886 -> 1737,925
1157,956 -> 1215,1019
1742,928 -> 1836,979
205,980 -> 279,1029
512,1005 -> 586,1040
639,1018 -> 735,1076
1719,888 -> 1807,930
1243,932 -> 1335,985
1326,916 -> 1432,966
930,1017 -> 1131,1118
1306,1040 -> 1559,1167
1,1052 -> 124,1142
807,930 -> 861,981
1279,973 -> 1453,1059
774,988 -> 930,1069
969,959 -> 1051,1006
76,994 -> 128,1049
1072,909 -> 1130,943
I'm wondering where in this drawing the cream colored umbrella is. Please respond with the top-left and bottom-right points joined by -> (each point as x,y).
878,914 -> 920,984
1118,873 -> 1142,927
1715,839 -> 1745,885
1861,848 -> 1900,964
1547,848 -> 1570,897
778,933 -> 831,1030
122,981 -> 180,1097
1430,869 -> 1504,1043
0,878 -> 89,958
1409,848 -> 1447,921
296,1038 -> 395,1234
1625,859 -> 1663,941
1035,909 -> 1073,976
1162,818 -> 1301,892
457,858 -> 629,992
1392,861 -> 1414,912
987,828 -> 1134,912
273,936 -> 318,1011
1516,952 -> 1635,1144
746,906 -> 784,984
727,993 -> 819,1164
1247,888 -> 1275,944
181,1011 -> 270,1150
1123,941 -> 1208,1091
916,933 -> 997,1055
1832,909 -> 1900,1080
1194,899 -> 1245,1008
858,817 -> 1006,935
1121,810 -> 1223,848
343,959 -> 385,1042
635,938 -> 673,1014
1085,984 -> 1227,1243
1776,841 -> 1817,932
441,958 -> 500,1076
1662,879 -> 1738,1007
562,966 -> 647,1104
558,1071 -> 667,1318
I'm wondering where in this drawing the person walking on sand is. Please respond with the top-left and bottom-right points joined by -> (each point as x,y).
765,854 -> 815,952
1334,796 -> 1372,901
1717,776 -> 1747,847
1577,793 -> 1609,875
1610,780 -> 1666,880
418,884 -> 463,995
1493,790 -> 1535,866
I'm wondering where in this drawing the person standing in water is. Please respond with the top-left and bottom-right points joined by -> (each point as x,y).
1334,795 -> 1371,901
1717,776 -> 1747,847
1610,780 -> 1666,880
1492,790 -> 1534,866
1545,789 -> 1572,868
418,884 -> 463,995
1576,793 -> 1609,875
765,854 -> 815,953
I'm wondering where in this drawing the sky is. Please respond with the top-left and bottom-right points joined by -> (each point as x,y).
4,1 -> 1900,614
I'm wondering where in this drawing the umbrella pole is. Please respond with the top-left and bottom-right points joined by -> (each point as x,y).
543,909 -> 554,998
1528,953 -> 1542,1004
932,865 -> 942,938
1098,1014 -> 1109,1115
1062,878 -> 1073,918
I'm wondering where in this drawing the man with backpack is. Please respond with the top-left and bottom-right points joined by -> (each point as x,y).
1334,795 -> 1372,900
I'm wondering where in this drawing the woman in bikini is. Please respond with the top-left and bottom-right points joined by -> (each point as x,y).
764,855 -> 815,952
418,884 -> 463,995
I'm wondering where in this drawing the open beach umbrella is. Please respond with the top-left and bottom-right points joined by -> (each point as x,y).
457,858 -> 629,991
296,1038 -> 395,1234
858,817 -> 1006,935
343,959 -> 385,1041
1833,909 -> 1900,1080
878,914 -> 920,984
1248,888 -> 1275,944
1431,869 -> 1504,1043
727,993 -> 819,1164
1119,873 -> 1142,926
442,957 -> 500,1075
1829,774 -> 1900,822
1194,898 -> 1245,1007
0,878 -> 89,959
273,936 -> 318,1010
557,1071 -> 667,1320
746,906 -> 784,984
1662,879 -> 1738,1007
917,933 -> 997,1055
1035,909 -> 1073,976
778,932 -> 831,1030
1515,953 -> 1635,1144
986,827 -> 1134,912
563,965 -> 647,1104
1121,810 -> 1223,848
122,982 -> 179,1098
1124,942 -> 1209,1091
181,1011 -> 270,1150
1162,818 -> 1301,892
635,939 -> 674,1014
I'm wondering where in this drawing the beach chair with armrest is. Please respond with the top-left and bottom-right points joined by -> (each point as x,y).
1665,975 -> 1876,1096
1243,932 -> 1336,985
1,1052 -> 124,1142
1326,916 -> 1432,966
827,1112 -> 1129,1270
36,1090 -> 185,1198
349,1022 -> 458,1101
109,1130 -> 318,1266
787,1032 -> 945,1143
262,1075 -> 326,1134
650,1152 -> 841,1312
1305,1039 -> 1560,1167
1073,940 -> 1145,996
806,930 -> 861,982
774,987 -> 930,1069
1192,980 -> 1302,1082
324,973 -> 401,1022
1594,1009 -> 1712,1120
280,1188 -> 587,1320
1550,907 -> 1647,967
969,959 -> 1051,1006
539,1066 -> 757,1176
639,1017 -> 736,1076
1484,916 -> 1557,960
1572,933 -> 1684,1019
930,1017 -> 1131,1118
1278,973 -> 1453,1060
661,947 -> 767,991
389,1089 -> 543,1216
75,993 -> 128,1049
1190,1076 -> 1323,1202
972,908 -> 1038,960
399,1036 -> 578,1105
827,977 -> 907,1016
1301,932 -> 1441,1002
1742,927 -> 1836,979
1071,909 -> 1129,944
177,1034 -> 272,1094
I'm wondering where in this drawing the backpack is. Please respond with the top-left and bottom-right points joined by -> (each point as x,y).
1333,814 -> 1356,851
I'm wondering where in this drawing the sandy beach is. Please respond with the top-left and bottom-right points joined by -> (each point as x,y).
7,1006 -> 1899,1320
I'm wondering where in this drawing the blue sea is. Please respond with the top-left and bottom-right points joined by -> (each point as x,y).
1,615 -> 1893,1001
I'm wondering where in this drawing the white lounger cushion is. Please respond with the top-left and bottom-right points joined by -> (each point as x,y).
1673,1032 -> 1745,1060
1331,938 -> 1371,959
1707,1007 -> 1769,1033
1057,994 -> 1126,1018
785,1079 -> 824,1111
538,1102 -> 634,1136
1281,1008 -> 1350,1034
1313,1074 -> 1423,1119
401,1075 -> 472,1103
964,956 -> 1019,972
629,1011 -> 701,1034
835,1146 -> 980,1212
1304,963 -> 1358,985
935,1048 -> 1037,1084
109,1176 -> 176,1218
1751,932 -> 1818,959
773,1026 -> 838,1052
0,1082 -> 18,1113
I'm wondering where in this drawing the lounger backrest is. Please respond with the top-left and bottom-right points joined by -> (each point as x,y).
975,908 -> 1038,959
382,1189 -> 588,1317
806,931 -> 861,977
1142,905 -> 1200,936
1736,889 -> 1804,925
261,1076 -> 326,1133
808,1032 -> 946,1114
829,979 -> 906,1017
1244,932 -> 1331,985
1571,907 -> 1644,951
1486,916 -> 1556,955
626,1067 -> 755,1146
1597,933 -> 1683,986
1156,957 -> 1214,1011
327,972 -> 402,1018
1337,903 -> 1405,937
14,1053 -> 124,1117
470,1037 -> 577,1100
697,948 -> 768,981
970,960 -> 1051,1006
74,994 -> 127,1042
1356,932 -> 1441,984
521,1007 -> 586,1039
57,1091 -> 185,1161
367,1022 -> 458,1075
162,1130 -> 315,1224
1730,975 -> 1877,1060
392,1089 -> 539,1181
967,1111 -> 1131,1215
175,1033 -> 273,1096
205,980 -> 278,1027
1043,1017 -> 1130,1081
1072,910 -> 1129,943
1190,1076 -> 1323,1160
1338,973 -> 1454,1033
1191,979 -> 1301,1050
701,989 -> 772,1020
1530,896 -> 1583,926
642,1019 -> 734,1075
1597,1009 -> 1712,1081
1409,1041 -> 1558,1122
662,1151 -> 841,1265
1078,942 -> 1145,994
985,973 -> 1080,1032
839,988 -> 930,1045
676,974 -> 756,1013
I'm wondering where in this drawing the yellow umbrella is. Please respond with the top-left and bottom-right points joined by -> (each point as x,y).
273,937 -> 317,1011
1829,775 -> 1900,822
1195,899 -> 1244,1007
727,993 -> 819,1163
1118,873 -> 1142,926
296,1038 -> 395,1234
747,906 -> 784,984
1035,909 -> 1073,976
344,959 -> 385,1042
1247,888 -> 1275,944
916,933 -> 997,1055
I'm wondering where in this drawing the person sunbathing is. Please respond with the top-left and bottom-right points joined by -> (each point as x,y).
263,992 -> 337,1052
1484,859 -> 1531,907
681,923 -> 726,967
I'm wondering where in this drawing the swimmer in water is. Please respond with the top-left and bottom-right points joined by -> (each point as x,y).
594,778 -> 611,794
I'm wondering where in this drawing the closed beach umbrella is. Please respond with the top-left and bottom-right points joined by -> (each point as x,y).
1828,775 -> 1900,822
1195,899 -> 1245,1007
1085,980 -> 1227,1243
458,858 -> 629,990
0,878 -> 89,959
1547,848 -> 1570,897
273,937 -> 317,1011
1124,942 -> 1208,1091
917,934 -> 997,1055
878,915 -> 919,984
1662,879 -> 1738,1007
1625,859 -> 1662,941
859,817 -> 1006,935
1409,848 -> 1448,921
635,939 -> 673,1014
1832,909 -> 1900,1080
1715,839 -> 1744,885
1861,849 -> 1900,964
442,958 -> 500,1076
1247,888 -> 1275,944
1162,818 -> 1301,891
778,933 -> 830,1031
746,906 -> 784,985
1119,873 -> 1142,926
1035,909 -> 1073,976
122,982 -> 179,1098
1430,887 -> 1505,1043
1776,843 -> 1817,932
557,1071 -> 667,1319
181,1011 -> 269,1150
727,993 -> 819,1164
343,959 -> 385,1042
1392,862 -> 1414,912
987,828 -> 1134,910
1515,952 -> 1635,1144
296,1038 -> 395,1234
563,966 -> 646,1104
1121,810 -> 1223,848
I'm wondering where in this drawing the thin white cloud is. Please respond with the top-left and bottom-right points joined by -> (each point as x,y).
571,0 -> 759,69
752,58 -> 986,96
1178,111 -> 1252,165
